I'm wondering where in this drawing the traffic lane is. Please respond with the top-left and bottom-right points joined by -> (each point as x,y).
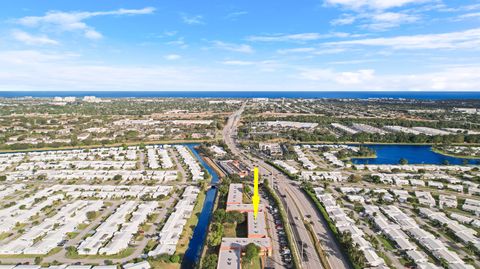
252,154 -> 349,269
288,185 -> 350,269
278,185 -> 325,269
256,159 -> 349,269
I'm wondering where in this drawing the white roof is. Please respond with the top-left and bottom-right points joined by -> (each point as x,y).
122,261 -> 150,269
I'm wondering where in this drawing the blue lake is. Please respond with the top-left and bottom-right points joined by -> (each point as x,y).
182,144 -> 219,268
351,145 -> 480,165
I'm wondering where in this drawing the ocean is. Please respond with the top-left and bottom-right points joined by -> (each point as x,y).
0,91 -> 480,99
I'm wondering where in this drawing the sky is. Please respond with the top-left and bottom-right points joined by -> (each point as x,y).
0,0 -> 480,91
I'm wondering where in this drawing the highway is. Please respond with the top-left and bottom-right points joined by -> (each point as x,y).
222,102 -> 351,269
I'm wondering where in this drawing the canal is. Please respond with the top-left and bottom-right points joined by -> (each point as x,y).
181,144 -> 220,268
351,144 -> 480,165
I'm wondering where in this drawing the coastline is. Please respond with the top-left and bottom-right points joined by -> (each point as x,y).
341,154 -> 377,161
431,147 -> 480,160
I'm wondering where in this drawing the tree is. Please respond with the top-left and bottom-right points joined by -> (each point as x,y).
202,254 -> 218,269
225,211 -> 245,224
169,254 -> 180,263
113,174 -> 122,181
212,209 -> 226,223
34,257 -> 43,264
66,246 -> 78,256
348,174 -> 362,182
243,185 -> 252,195
242,243 -> 260,264
399,158 -> 408,165
86,211 -> 97,221
198,180 -> 208,191
207,223 -> 223,247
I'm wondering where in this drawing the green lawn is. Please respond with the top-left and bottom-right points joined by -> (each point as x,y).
66,232 -> 79,239
66,247 -> 135,259
0,232 -> 11,241
149,260 -> 180,269
77,223 -> 89,230
243,256 -> 262,269
224,223 -> 237,237
378,236 -> 395,251
175,189 -> 206,254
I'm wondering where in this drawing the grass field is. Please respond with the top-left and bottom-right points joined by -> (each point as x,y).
149,260 -> 180,269
65,247 -> 135,259
224,223 -> 237,237
0,232 -> 11,241
243,256 -> 262,269
175,188 -> 206,255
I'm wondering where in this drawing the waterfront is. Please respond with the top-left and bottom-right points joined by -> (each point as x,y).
351,145 -> 480,165
182,144 -> 219,268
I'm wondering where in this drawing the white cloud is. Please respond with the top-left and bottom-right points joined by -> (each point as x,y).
277,47 -> 316,54
331,14 -> 357,25
211,41 -> 254,53
331,11 -> 420,30
297,66 -> 480,91
0,50 -> 77,65
325,0 -> 431,10
247,32 -> 356,42
84,29 -> 102,40
327,28 -> 480,49
164,54 -> 181,60
458,12 -> 480,19
248,33 -> 324,42
0,50 -> 209,91
365,12 -> 419,30
438,3 -> 480,13
12,30 -> 59,45
181,13 -> 205,25
1,50 -> 480,91
225,11 -> 248,20
276,47 -> 345,55
222,60 -> 255,66
166,37 -> 188,49
15,7 -> 155,39
327,0 -> 430,30
300,68 -> 375,84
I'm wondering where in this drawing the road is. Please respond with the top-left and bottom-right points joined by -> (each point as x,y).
222,102 -> 350,269
169,147 -> 188,181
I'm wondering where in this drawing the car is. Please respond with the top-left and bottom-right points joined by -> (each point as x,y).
302,251 -> 309,262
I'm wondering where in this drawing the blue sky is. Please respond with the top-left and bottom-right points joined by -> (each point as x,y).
0,0 -> 480,91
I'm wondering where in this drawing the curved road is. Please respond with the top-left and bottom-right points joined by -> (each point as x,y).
222,102 -> 350,269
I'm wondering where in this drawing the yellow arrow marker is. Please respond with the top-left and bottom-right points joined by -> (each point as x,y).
252,167 -> 260,220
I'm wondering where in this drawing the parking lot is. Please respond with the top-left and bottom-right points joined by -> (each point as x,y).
262,190 -> 293,269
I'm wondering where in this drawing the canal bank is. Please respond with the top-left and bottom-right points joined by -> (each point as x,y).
181,145 -> 220,269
